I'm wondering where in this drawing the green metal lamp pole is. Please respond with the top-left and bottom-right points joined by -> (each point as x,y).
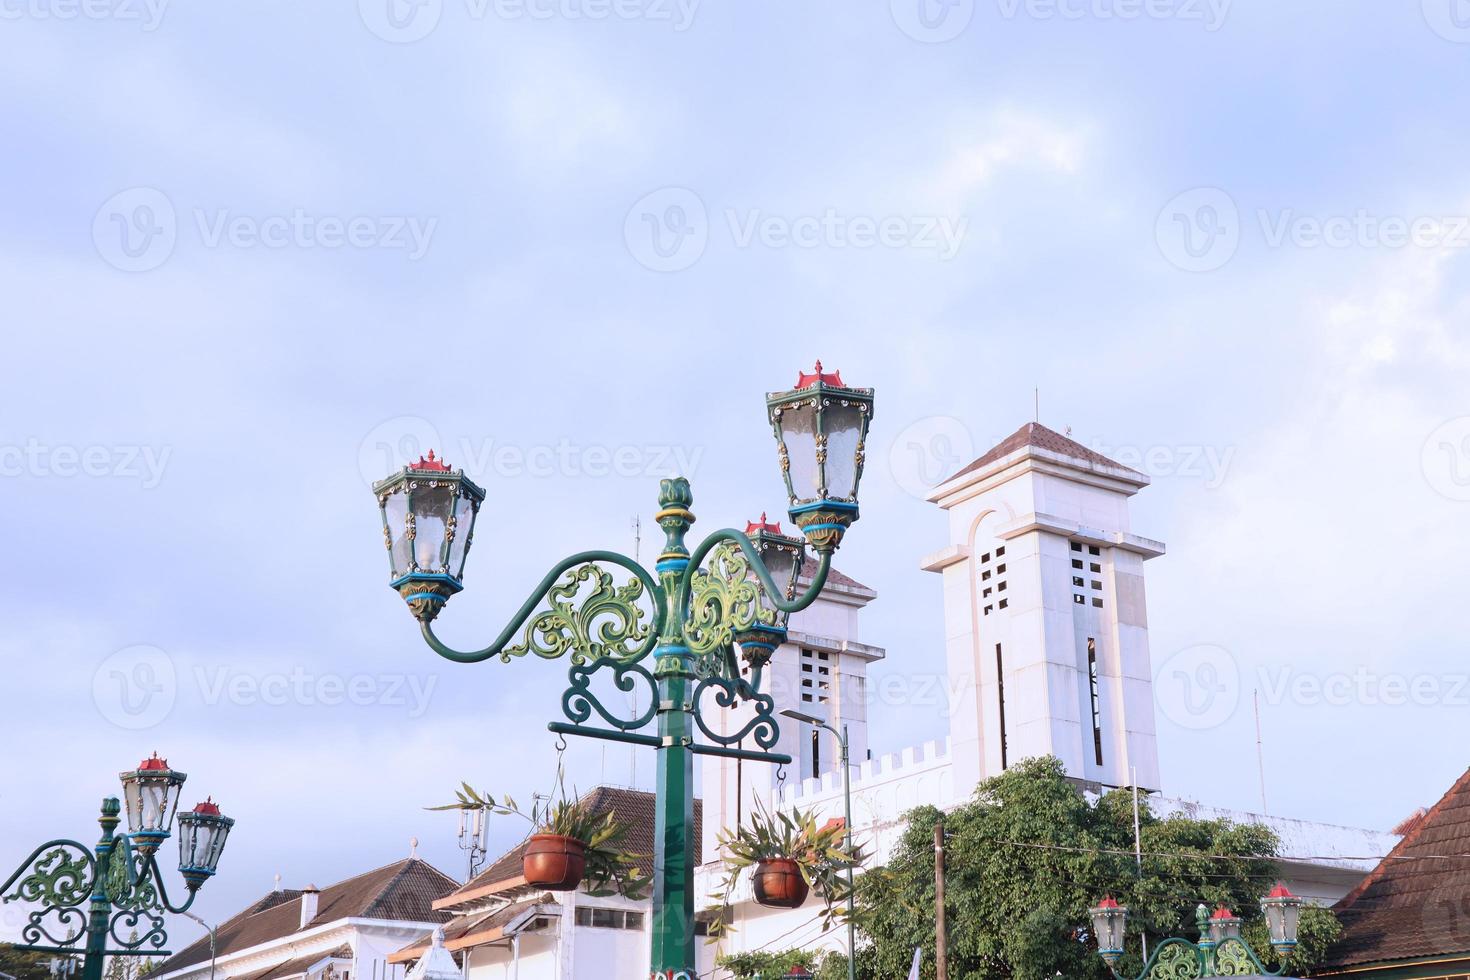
374,366 -> 875,978
2,762 -> 234,980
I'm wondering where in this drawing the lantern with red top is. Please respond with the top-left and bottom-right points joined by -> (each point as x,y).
118,753 -> 187,854
734,513 -> 806,669
175,798 -> 236,890
374,450 -> 487,622
766,362 -> 874,553
1089,896 -> 1128,965
1207,903 -> 1243,944
1260,882 -> 1303,957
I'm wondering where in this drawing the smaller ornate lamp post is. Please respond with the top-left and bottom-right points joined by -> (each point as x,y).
2,758 -> 234,980
1088,886 -> 1302,978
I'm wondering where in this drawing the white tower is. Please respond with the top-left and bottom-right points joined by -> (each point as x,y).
921,423 -> 1164,794
699,517 -> 883,860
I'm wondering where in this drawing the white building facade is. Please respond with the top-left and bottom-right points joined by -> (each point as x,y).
696,422 -> 1401,970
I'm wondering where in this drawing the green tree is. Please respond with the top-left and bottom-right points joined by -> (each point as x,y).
0,946 -> 80,980
102,934 -> 156,980
851,756 -> 1336,979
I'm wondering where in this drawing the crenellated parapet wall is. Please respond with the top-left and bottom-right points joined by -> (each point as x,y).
774,737 -> 959,865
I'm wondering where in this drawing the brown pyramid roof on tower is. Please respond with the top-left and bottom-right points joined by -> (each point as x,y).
943,422 -> 1144,487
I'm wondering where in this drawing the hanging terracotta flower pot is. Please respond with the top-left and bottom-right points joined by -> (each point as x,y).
752,858 -> 809,908
523,833 -> 587,890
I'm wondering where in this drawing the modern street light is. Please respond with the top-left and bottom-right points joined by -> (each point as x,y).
779,708 -> 856,980
1,757 -> 235,980
373,364 -> 874,978
1088,886 -> 1304,978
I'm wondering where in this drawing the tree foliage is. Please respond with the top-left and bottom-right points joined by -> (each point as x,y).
850,756 -> 1338,980
0,945 -> 80,980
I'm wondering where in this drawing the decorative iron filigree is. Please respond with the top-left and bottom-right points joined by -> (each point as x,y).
685,543 -> 771,675
691,673 -> 780,750
1146,940 -> 1204,980
110,906 -> 167,952
501,564 -> 653,665
106,846 -> 158,914
1212,938 -> 1263,976
2,842 -> 96,947
562,656 -> 659,732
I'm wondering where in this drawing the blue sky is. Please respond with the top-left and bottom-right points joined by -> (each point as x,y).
4,0 -> 1470,943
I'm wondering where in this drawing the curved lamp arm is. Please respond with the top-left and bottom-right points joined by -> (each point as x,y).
136,852 -> 200,915
681,528 -> 832,616
420,550 -> 663,664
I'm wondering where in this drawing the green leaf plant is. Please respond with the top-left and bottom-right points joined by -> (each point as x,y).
429,769 -> 648,901
705,797 -> 867,943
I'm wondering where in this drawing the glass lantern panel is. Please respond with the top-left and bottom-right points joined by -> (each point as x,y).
780,402 -> 821,502
410,484 -> 455,573
122,780 -> 144,834
756,544 -> 798,619
179,820 -> 202,868
447,493 -> 478,579
202,822 -> 229,869
136,778 -> 179,833
384,490 -> 411,577
822,400 -> 866,500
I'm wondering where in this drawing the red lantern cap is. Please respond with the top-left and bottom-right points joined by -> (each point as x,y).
138,752 -> 170,771
745,512 -> 784,535
1267,882 -> 1295,899
795,360 -> 845,389
412,450 -> 452,473
1212,905 -> 1238,919
193,798 -> 221,816
1096,896 -> 1121,909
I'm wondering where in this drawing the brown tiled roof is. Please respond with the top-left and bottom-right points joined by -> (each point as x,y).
796,556 -> 873,596
946,422 -> 1143,485
157,859 -> 457,975
440,788 -> 702,906
1322,768 -> 1470,970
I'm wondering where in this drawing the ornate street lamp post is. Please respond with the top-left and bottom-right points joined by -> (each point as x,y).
1,757 -> 234,980
1088,886 -> 1304,978
373,365 -> 874,978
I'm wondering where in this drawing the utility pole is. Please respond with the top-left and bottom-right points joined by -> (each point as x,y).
934,821 -> 948,980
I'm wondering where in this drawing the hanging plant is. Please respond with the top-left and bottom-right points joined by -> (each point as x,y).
706,798 -> 865,940
429,772 -> 648,900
